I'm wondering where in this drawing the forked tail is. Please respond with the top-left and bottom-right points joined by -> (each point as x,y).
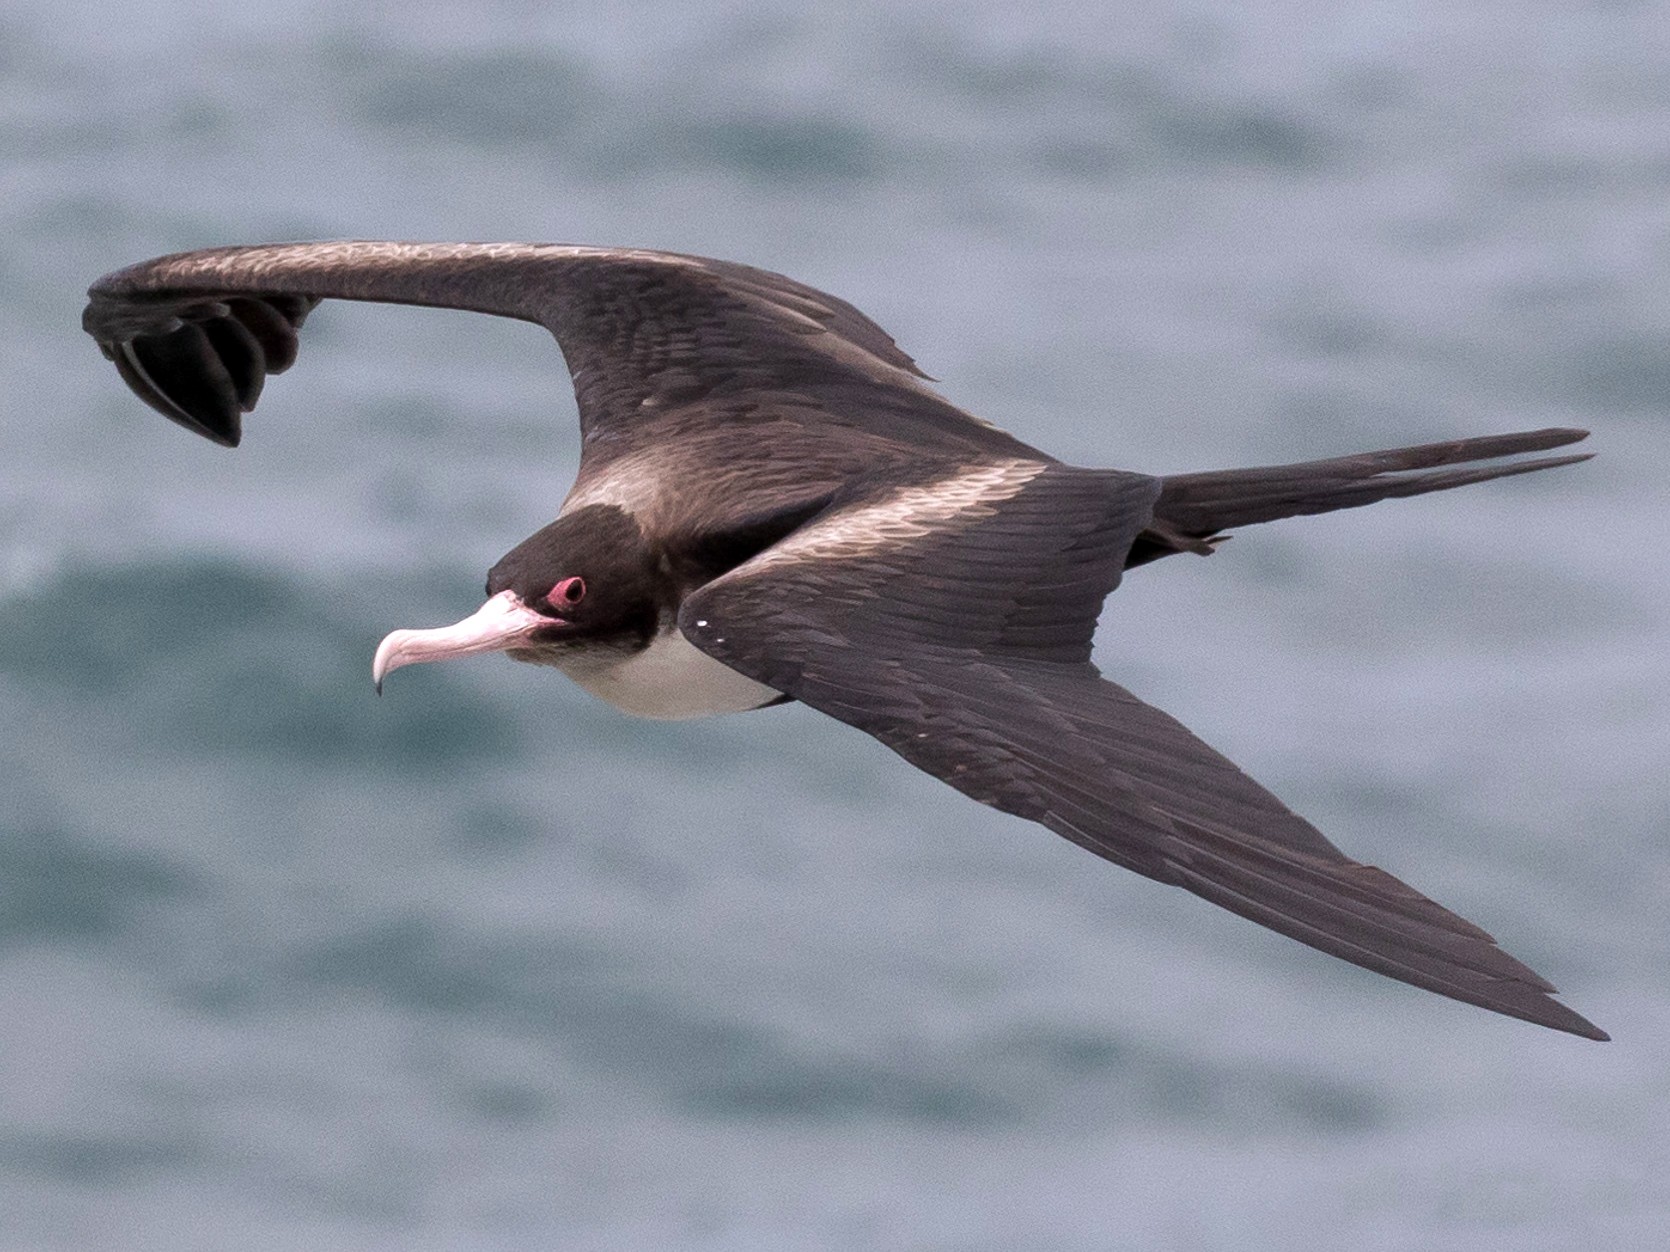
1126,427 -> 1590,567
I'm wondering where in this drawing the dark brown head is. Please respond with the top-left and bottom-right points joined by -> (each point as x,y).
372,504 -> 664,689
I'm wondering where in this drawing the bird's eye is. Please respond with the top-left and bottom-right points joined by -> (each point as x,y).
548,576 -> 586,607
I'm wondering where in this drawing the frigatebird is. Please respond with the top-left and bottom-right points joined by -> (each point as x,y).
83,242 -> 1605,1039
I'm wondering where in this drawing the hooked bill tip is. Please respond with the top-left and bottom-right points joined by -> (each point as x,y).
368,593 -> 551,696
371,628 -> 406,695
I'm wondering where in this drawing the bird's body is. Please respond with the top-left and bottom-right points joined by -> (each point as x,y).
555,621 -> 782,720
84,241 -> 1606,1040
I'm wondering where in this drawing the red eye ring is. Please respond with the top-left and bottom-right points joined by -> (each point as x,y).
547,576 -> 586,608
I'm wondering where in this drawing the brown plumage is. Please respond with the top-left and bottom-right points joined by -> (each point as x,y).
85,242 -> 1604,1039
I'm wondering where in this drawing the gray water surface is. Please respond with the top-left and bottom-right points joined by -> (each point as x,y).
3,2 -> 1668,1248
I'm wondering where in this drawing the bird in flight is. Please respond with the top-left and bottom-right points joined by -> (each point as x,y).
84,241 -> 1605,1040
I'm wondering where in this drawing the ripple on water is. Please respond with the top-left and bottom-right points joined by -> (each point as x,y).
0,820 -> 199,946
0,559 -> 523,771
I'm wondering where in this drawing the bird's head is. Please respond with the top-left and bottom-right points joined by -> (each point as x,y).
372,504 -> 662,690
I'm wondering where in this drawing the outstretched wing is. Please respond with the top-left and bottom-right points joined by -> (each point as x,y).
677,463 -> 1607,1040
83,241 -> 1035,464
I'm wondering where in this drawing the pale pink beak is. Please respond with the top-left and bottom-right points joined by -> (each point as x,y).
372,590 -> 556,692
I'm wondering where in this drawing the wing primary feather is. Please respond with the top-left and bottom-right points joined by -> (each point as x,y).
200,314 -> 265,411
224,298 -> 303,373
128,323 -> 241,445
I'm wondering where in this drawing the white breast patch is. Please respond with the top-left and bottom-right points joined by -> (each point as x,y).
561,628 -> 779,721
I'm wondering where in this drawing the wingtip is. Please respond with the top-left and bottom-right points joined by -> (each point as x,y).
1557,1009 -> 1610,1043
107,334 -> 245,447
1514,426 -> 1590,452
1519,986 -> 1608,1041
163,406 -> 242,448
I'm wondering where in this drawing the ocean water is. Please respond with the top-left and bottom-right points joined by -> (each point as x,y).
3,1 -> 1669,1247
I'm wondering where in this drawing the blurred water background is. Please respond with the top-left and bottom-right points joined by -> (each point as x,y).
3,1 -> 1668,1247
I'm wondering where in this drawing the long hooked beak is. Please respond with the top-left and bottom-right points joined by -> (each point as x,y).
372,590 -> 556,693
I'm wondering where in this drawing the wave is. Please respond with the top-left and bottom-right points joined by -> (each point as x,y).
0,819 -> 199,947
0,558 -> 523,770
342,32 -> 1332,184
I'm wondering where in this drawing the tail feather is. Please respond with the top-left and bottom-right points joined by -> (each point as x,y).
1127,428 -> 1589,567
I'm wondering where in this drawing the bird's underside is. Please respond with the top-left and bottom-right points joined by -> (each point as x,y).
85,241 -> 1605,1039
